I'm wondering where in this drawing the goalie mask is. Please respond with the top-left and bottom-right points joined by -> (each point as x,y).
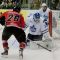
41,3 -> 47,12
33,13 -> 40,23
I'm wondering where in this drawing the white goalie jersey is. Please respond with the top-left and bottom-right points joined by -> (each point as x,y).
26,13 -> 48,35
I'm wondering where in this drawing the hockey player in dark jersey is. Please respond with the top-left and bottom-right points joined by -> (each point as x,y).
0,6 -> 26,57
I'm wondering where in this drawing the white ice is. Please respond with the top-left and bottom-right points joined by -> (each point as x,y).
0,26 -> 60,60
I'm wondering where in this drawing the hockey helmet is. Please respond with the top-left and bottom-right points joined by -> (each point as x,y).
41,3 -> 47,7
33,13 -> 40,23
13,6 -> 21,12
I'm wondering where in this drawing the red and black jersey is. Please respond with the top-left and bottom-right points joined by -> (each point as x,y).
0,11 -> 25,29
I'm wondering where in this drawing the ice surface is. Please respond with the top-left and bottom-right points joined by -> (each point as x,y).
0,26 -> 60,60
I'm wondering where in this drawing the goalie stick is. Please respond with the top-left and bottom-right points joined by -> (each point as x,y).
27,38 -> 52,52
32,41 -> 51,52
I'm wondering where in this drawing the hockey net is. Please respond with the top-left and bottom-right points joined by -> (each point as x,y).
49,10 -> 60,40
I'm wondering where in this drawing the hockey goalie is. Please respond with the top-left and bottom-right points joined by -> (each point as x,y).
26,12 -> 54,51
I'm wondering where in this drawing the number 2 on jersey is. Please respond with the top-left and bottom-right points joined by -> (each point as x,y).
7,14 -> 20,21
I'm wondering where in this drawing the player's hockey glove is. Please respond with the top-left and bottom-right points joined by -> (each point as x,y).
0,16 -> 5,25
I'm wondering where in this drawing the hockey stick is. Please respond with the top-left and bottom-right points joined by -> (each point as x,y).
32,41 -> 51,52
27,38 -> 52,52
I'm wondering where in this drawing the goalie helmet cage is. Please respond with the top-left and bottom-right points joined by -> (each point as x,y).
49,11 -> 52,37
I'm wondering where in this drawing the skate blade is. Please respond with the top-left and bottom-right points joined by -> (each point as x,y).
1,55 -> 8,58
19,55 -> 23,60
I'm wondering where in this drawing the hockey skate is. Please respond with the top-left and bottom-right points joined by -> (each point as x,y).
19,42 -> 26,58
1,50 -> 8,55
1,47 -> 9,58
1,49 -> 8,58
19,48 -> 23,58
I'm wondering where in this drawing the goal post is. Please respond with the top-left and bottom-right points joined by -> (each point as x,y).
49,11 -> 52,37
49,10 -> 60,39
